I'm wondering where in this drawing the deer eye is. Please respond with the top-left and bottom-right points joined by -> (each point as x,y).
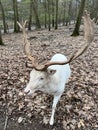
40,77 -> 44,80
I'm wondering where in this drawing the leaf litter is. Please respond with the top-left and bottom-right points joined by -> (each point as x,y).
0,27 -> 98,130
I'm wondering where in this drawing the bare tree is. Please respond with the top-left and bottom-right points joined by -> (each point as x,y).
52,0 -> 55,27
0,28 -> 4,45
63,1 -> 66,26
91,0 -> 98,23
68,0 -> 72,25
47,0 -> 51,31
71,0 -> 86,36
32,0 -> 41,29
43,0 -> 47,28
55,0 -> 59,29
28,0 -> 33,30
0,0 -> 7,33
13,0 -> 20,32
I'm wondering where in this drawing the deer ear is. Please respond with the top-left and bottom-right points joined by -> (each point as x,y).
47,69 -> 56,75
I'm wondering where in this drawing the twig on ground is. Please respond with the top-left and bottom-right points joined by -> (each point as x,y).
4,115 -> 8,130
4,70 -> 9,130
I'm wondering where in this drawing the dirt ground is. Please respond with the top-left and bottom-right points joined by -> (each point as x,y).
0,27 -> 98,130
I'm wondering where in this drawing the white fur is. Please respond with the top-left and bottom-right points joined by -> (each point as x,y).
24,53 -> 71,125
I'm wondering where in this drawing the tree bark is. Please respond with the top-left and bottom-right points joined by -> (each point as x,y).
63,1 -> 66,26
13,0 -> 20,33
55,0 -> 59,29
0,28 -> 4,45
32,0 -> 41,29
47,0 -> 51,31
91,0 -> 98,22
71,0 -> 86,36
0,0 -> 7,33
43,0 -> 47,28
28,0 -> 33,30
68,1 -> 72,25
52,0 -> 54,27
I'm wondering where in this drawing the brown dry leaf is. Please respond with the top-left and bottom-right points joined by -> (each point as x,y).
27,113 -> 32,118
18,117 -> 23,123
43,116 -> 49,124
83,104 -> 91,110
19,91 -> 24,96
65,105 -> 72,113
78,119 -> 85,128
18,101 -> 24,110
62,120 -> 67,129
40,105 -> 47,109
19,77 -> 25,83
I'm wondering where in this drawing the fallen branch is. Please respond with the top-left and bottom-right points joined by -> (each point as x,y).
4,115 -> 8,130
4,70 -> 9,130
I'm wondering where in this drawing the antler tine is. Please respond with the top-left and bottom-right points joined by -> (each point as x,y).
17,21 -> 23,29
23,20 -> 28,28
17,21 -> 36,68
83,10 -> 94,43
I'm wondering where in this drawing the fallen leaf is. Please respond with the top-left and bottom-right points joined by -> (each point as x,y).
18,117 -> 23,123
78,119 -> 85,128
43,116 -> 49,125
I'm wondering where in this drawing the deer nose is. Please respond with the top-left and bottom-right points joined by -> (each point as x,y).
25,90 -> 30,94
24,87 -> 30,94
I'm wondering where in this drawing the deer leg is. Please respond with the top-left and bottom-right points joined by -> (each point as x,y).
49,95 -> 61,125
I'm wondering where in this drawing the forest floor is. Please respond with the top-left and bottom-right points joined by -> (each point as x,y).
0,26 -> 98,130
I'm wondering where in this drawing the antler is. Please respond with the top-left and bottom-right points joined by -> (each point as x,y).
17,21 -> 36,68
17,10 -> 94,71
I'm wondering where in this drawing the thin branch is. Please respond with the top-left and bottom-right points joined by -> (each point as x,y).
4,115 -> 8,130
4,70 -> 9,130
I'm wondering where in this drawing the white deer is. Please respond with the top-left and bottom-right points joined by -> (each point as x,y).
17,10 -> 94,125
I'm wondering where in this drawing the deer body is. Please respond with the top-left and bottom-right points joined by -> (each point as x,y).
25,54 -> 71,125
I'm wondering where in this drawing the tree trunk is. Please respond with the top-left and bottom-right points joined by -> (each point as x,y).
55,0 -> 59,29
90,0 -> 98,23
91,0 -> 98,20
0,28 -> 4,45
13,0 -> 20,33
52,0 -> 54,27
64,1 -> 69,26
47,0 -> 51,31
0,0 -> 7,33
43,0 -> 47,28
75,0 -> 78,22
32,0 -> 41,29
28,0 -> 33,30
71,0 -> 86,36
63,1 -> 66,26
68,1 -> 72,25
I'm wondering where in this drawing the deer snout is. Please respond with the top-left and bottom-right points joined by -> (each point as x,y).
25,89 -> 30,94
24,87 -> 31,94
24,86 -> 35,95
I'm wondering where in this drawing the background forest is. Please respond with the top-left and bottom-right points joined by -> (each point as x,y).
0,0 -> 98,33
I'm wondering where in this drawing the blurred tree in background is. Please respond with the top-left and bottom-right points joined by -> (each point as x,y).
0,0 -> 97,34
71,0 -> 86,36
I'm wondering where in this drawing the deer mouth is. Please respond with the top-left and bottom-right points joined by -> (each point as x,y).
25,89 -> 36,95
25,90 -> 30,95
